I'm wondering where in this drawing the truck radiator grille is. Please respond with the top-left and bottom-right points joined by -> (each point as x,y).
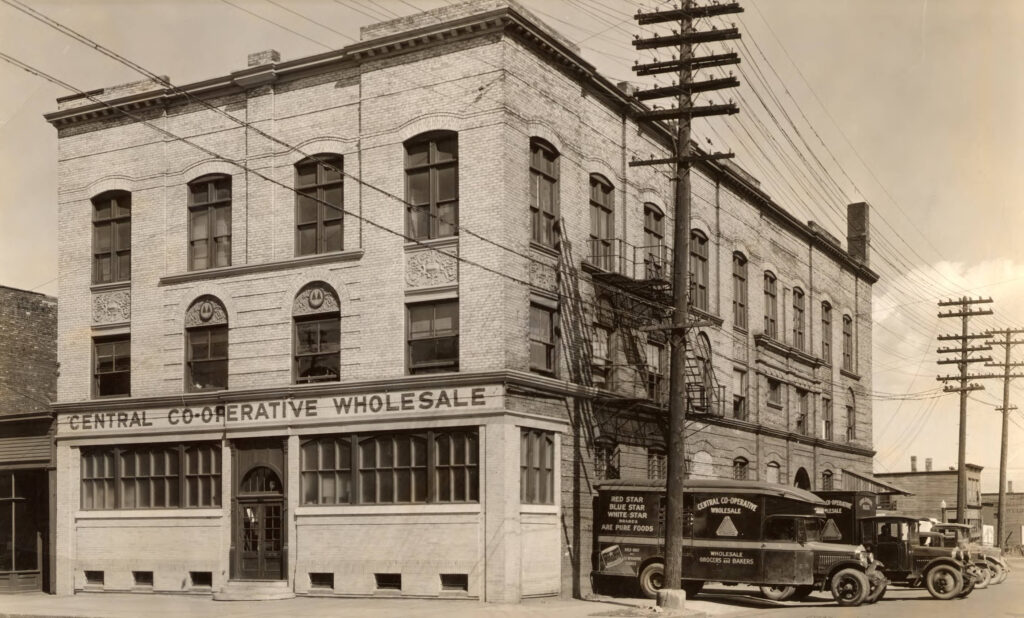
815,553 -> 847,573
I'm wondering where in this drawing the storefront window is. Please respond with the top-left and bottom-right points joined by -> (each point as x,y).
0,471 -> 44,573
81,443 -> 220,510
521,428 -> 555,504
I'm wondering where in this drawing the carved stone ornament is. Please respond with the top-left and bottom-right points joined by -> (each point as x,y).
293,283 -> 340,316
406,250 -> 458,288
529,260 -> 558,293
92,290 -> 131,325
184,296 -> 228,327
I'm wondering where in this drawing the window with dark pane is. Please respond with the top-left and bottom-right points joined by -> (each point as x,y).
529,303 -> 556,375
407,300 -> 458,374
792,287 -> 805,350
821,470 -> 834,491
295,154 -> 344,255
823,398 -> 833,441
294,315 -> 340,383
0,471 -> 46,574
92,190 -> 131,284
733,457 -> 749,480
80,442 -> 219,510
689,230 -> 709,311
405,132 -> 458,240
589,175 -> 614,270
529,139 -> 559,247
187,174 -> 231,271
763,271 -> 777,338
643,204 -> 666,279
93,334 -> 130,397
301,436 -> 352,505
434,430 -> 478,503
520,428 -> 555,505
732,252 -> 747,328
186,443 -> 221,507
821,302 -> 832,364
186,324 -> 227,392
842,314 -> 854,371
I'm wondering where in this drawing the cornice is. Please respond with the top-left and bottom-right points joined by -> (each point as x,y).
753,333 -> 823,369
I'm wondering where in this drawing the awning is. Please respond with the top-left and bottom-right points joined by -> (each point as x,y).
842,469 -> 914,495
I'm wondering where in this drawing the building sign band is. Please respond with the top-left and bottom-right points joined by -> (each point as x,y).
60,385 -> 501,435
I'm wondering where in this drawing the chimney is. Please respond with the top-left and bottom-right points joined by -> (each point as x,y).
910,456 -> 917,472
847,202 -> 870,265
1010,480 -> 1014,493
248,49 -> 281,67
925,458 -> 932,472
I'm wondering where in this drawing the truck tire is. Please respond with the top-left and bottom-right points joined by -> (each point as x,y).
925,564 -> 963,600
988,560 -> 1005,585
759,585 -> 796,601
638,562 -> 664,599
681,580 -> 704,599
866,578 -> 886,603
958,574 -> 976,598
830,568 -> 870,606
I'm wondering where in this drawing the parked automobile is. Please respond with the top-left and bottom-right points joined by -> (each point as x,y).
591,479 -> 886,607
928,522 -> 1011,585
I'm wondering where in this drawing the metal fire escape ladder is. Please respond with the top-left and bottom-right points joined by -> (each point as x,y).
685,330 -> 725,416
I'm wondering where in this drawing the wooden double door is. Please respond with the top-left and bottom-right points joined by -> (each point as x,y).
232,439 -> 286,580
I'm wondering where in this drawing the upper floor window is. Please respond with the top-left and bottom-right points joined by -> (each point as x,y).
185,296 -> 228,392
643,204 -> 666,279
767,378 -> 782,406
647,446 -> 666,480
589,174 -> 614,270
295,154 -> 343,255
93,334 -> 130,398
593,437 -> 619,480
733,368 -> 747,420
408,299 -> 459,374
821,302 -> 833,364
766,461 -> 781,484
846,389 -> 856,441
823,397 -> 833,441
792,287 -> 805,350
842,314 -> 854,371
732,252 -> 747,329
763,271 -> 777,338
529,302 -> 557,376
529,139 -> 559,247
92,191 -> 131,284
406,131 -> 458,240
796,388 -> 809,435
645,340 -> 666,402
293,283 -> 341,384
733,457 -> 749,480
821,469 -> 834,491
188,175 -> 231,271
689,230 -> 709,311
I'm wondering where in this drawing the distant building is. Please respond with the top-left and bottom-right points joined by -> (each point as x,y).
875,457 -> 984,538
982,487 -> 1024,548
0,285 -> 57,593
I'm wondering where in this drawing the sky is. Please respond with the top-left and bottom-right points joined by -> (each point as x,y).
1,0 -> 1023,493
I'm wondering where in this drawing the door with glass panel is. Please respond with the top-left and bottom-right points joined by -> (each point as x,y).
232,439 -> 286,580
0,470 -> 46,592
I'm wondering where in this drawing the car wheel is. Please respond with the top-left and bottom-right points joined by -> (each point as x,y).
988,561 -> 1005,585
925,564 -> 963,600
638,562 -> 664,599
790,585 -> 815,601
681,580 -> 704,599
830,568 -> 870,606
759,585 -> 796,601
866,578 -> 887,603
958,574 -> 976,598
972,563 -> 990,589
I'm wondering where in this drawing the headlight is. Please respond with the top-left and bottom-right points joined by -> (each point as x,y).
867,552 -> 875,564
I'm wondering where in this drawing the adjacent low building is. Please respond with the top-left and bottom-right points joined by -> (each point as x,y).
982,485 -> 1024,549
875,457 -> 984,538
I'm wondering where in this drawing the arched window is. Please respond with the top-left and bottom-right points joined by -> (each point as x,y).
643,204 -> 666,279
529,138 -> 559,247
842,314 -> 854,371
733,457 -> 749,480
589,174 -> 614,270
188,174 -> 231,271
184,296 -> 228,392
647,444 -> 666,480
766,461 -> 781,484
763,271 -> 777,338
405,131 -> 458,240
92,190 -> 131,284
732,252 -> 747,328
792,287 -> 805,350
691,451 -> 713,478
591,297 -> 613,387
821,301 -> 833,363
293,282 -> 341,384
692,332 -> 714,412
846,388 -> 856,441
689,230 -> 709,311
240,466 -> 283,494
793,467 -> 810,490
821,469 -> 834,491
295,154 -> 343,255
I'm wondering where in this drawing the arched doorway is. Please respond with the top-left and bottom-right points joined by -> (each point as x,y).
232,439 -> 286,581
793,467 -> 811,490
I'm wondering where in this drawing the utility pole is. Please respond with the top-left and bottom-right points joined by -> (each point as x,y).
936,297 -> 993,524
630,1 -> 742,603
975,329 -> 1024,549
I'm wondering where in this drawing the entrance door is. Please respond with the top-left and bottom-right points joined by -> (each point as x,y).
231,439 -> 286,581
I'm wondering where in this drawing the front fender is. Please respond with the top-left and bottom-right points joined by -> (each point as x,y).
825,560 -> 871,587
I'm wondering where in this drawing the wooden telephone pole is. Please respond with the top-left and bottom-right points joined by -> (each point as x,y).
976,329 -> 1024,549
936,297 -> 993,524
630,0 -> 742,600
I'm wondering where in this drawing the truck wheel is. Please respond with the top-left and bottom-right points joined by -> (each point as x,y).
638,562 -> 664,599
866,578 -> 887,603
972,563 -> 990,589
925,564 -> 963,600
790,585 -> 815,601
958,574 -> 976,598
681,580 -> 704,599
759,585 -> 796,601
830,568 -> 870,606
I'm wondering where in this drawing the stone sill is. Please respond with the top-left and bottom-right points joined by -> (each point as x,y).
840,368 -> 862,381
76,508 -> 223,520
159,249 -> 364,286
295,504 -> 481,516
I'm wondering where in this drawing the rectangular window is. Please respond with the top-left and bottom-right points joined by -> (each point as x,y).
647,449 -> 666,480
591,323 -> 611,386
132,571 -> 153,587
589,176 -> 614,270
689,232 -> 709,311
521,429 -> 555,505
92,191 -> 131,284
93,335 -> 130,398
300,429 -> 478,505
733,369 -> 747,420
842,315 -> 854,371
294,315 -> 341,384
440,573 -> 468,592
764,273 -> 777,338
821,303 -> 832,364
295,155 -> 344,255
530,140 -> 559,247
732,253 -> 747,329
823,398 -> 833,441
81,442 -> 220,510
189,571 -> 212,588
407,300 -> 459,374
309,572 -> 334,589
186,325 -> 228,392
796,389 -> 809,435
645,341 -> 665,402
847,405 -> 856,441
188,175 -> 231,271
792,289 -> 805,350
529,303 -> 557,375
375,573 -> 402,590
643,205 -> 666,280
84,570 -> 104,587
767,378 -> 782,406
406,133 -> 458,240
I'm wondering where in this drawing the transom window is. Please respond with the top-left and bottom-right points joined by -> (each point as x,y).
92,190 -> 131,284
792,287 -> 805,350
763,271 -> 778,338
821,302 -> 832,363
529,303 -> 557,375
689,230 -> 709,311
188,175 -> 231,271
407,300 -> 459,374
81,443 -> 221,510
295,154 -> 343,255
589,174 -> 614,270
732,252 -> 747,329
405,131 -> 458,240
521,428 -> 555,504
530,139 -> 559,247
93,335 -> 130,398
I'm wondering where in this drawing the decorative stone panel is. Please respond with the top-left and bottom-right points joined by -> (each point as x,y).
529,255 -> 558,293
406,248 -> 458,289
92,289 -> 130,325
293,282 -> 340,316
184,296 -> 228,327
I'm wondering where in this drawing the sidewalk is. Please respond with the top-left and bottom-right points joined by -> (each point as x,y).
0,591 -> 746,618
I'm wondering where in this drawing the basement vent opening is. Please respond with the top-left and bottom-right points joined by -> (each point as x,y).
84,570 -> 104,586
132,571 -> 154,587
189,571 -> 213,588
374,572 -> 402,590
440,573 -> 468,591
309,572 -> 334,589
